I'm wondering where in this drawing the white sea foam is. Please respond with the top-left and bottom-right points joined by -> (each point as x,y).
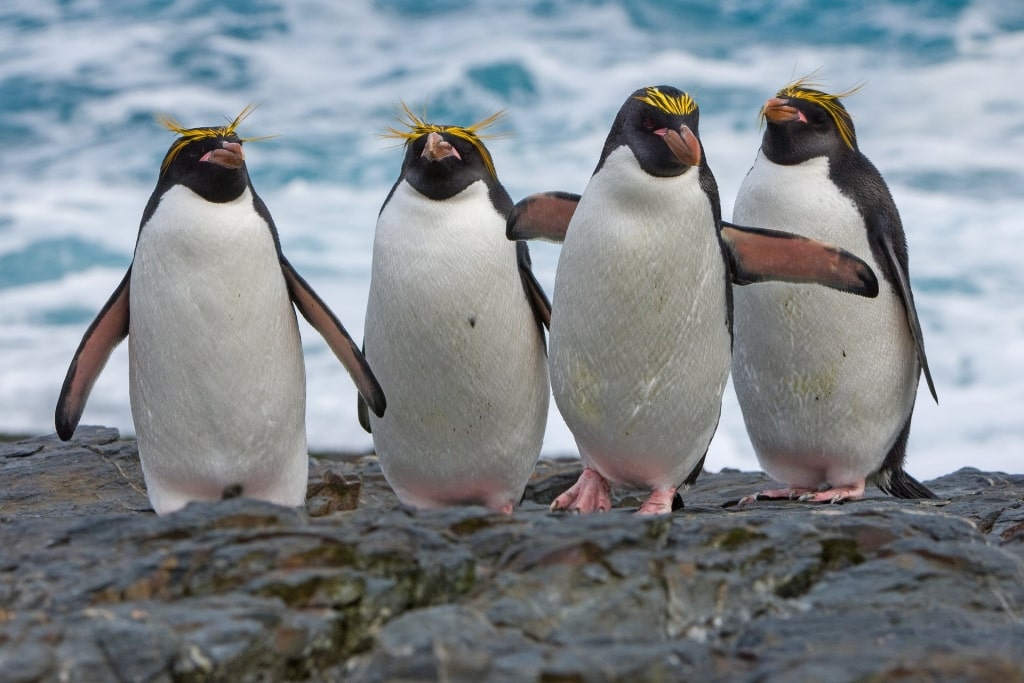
1,0 -> 1021,481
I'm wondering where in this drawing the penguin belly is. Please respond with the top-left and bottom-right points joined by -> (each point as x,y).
731,155 -> 918,489
549,148 -> 731,492
129,186 -> 308,514
364,180 -> 549,511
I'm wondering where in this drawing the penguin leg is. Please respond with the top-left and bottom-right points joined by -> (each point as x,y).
737,487 -> 817,506
797,480 -> 866,504
550,468 -> 612,513
636,487 -> 678,515
485,494 -> 517,516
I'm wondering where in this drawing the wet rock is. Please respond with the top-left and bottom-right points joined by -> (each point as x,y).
1,428 -> 1022,682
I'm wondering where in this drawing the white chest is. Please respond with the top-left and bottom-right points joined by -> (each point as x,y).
363,180 -> 549,508
127,186 -> 307,512
368,180 -> 517,317
734,154 -> 870,253
731,153 -> 918,475
549,148 -> 732,488
133,186 -> 280,299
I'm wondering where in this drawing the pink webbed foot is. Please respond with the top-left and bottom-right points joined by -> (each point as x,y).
737,487 -> 816,507
737,480 -> 867,506
636,487 -> 677,516
550,468 -> 612,514
495,500 -> 515,516
797,480 -> 866,504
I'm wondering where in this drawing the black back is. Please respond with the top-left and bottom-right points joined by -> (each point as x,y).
759,88 -> 937,485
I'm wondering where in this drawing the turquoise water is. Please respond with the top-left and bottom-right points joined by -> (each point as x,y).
1,0 -> 1022,477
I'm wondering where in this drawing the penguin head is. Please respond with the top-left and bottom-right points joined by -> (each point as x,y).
384,103 -> 506,201
759,78 -> 862,165
598,86 -> 703,178
155,103 -> 265,203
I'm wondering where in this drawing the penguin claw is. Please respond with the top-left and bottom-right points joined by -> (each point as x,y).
550,468 -> 612,514
636,487 -> 678,515
737,487 -> 817,506
798,481 -> 866,504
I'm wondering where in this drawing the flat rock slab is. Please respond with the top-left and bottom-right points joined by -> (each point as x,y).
1,427 -> 1022,682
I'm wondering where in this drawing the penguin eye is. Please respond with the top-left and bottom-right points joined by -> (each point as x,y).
809,110 -> 830,129
641,116 -> 657,132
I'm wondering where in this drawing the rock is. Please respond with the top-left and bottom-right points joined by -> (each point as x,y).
1,428 -> 1022,682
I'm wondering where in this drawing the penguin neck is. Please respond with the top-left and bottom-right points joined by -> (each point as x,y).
382,179 -> 499,241
590,146 -> 704,211
139,185 -> 267,261
740,152 -> 870,254
389,171 -> 512,218
762,128 -> 850,170
404,176 -> 489,207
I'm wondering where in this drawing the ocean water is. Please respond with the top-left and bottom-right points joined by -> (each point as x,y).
1,0 -> 1021,480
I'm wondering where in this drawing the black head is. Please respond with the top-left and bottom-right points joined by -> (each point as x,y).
597,85 -> 704,178
384,103 -> 509,206
154,104 -> 262,203
759,79 -> 861,165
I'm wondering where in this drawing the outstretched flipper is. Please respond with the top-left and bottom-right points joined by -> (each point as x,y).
55,270 -> 132,440
721,221 -> 879,297
281,258 -> 386,418
507,191 -> 580,243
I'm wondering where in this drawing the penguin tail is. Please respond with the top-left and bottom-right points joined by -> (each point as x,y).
873,468 -> 938,499
221,483 -> 244,500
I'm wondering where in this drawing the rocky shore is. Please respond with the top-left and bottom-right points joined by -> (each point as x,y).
1,426 -> 1022,682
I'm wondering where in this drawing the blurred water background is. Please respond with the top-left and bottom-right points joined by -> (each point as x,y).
1,0 -> 1021,478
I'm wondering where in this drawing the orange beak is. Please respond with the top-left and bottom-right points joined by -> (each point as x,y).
199,141 -> 245,169
661,125 -> 701,167
762,97 -> 806,124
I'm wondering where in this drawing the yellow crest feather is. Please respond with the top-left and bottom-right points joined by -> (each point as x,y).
155,102 -> 273,175
381,101 -> 507,178
774,76 -> 863,149
633,87 -> 697,116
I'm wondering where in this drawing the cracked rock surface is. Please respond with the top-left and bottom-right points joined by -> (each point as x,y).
2,426 -> 1023,682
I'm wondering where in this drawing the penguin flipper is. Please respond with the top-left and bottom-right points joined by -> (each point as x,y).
879,238 -> 938,404
280,258 -> 387,418
356,394 -> 372,433
683,451 -> 707,488
516,241 -> 551,333
55,270 -> 131,440
507,191 -> 580,242
720,221 -> 879,297
355,342 -> 373,433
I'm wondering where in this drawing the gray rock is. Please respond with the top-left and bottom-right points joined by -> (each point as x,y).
1,428 -> 1022,682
